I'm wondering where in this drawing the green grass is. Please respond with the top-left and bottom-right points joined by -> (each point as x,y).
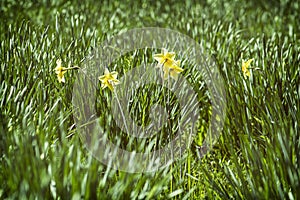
1,0 -> 300,199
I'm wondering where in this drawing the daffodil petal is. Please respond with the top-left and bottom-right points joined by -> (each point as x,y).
104,68 -> 110,75
153,54 -> 165,63
107,83 -> 114,91
101,83 -> 107,89
99,75 -> 106,81
99,68 -> 120,91
165,52 -> 175,60
111,72 -> 118,79
170,70 -> 179,80
56,59 -> 62,66
174,60 -> 181,66
171,65 -> 184,73
163,72 -> 169,80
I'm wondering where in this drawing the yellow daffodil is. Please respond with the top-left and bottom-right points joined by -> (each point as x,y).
153,49 -> 184,80
98,68 -> 120,91
163,60 -> 184,80
54,59 -> 80,83
54,59 -> 67,83
153,48 -> 176,68
242,58 -> 254,79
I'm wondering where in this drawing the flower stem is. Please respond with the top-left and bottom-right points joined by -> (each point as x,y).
66,66 -> 80,70
114,90 -> 130,136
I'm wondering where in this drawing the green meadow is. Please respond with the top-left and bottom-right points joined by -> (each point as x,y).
1,0 -> 299,199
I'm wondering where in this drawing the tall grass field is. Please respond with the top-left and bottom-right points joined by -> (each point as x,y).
1,0 -> 299,199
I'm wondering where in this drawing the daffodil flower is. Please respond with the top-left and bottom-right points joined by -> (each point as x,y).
98,68 -> 120,91
163,60 -> 184,80
54,59 -> 80,83
153,48 -> 176,68
242,58 -> 254,79
54,59 -> 68,83
153,49 -> 184,80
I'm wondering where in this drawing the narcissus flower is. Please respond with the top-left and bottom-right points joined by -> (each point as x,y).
98,68 -> 120,91
54,59 -> 67,83
153,48 -> 176,68
54,59 -> 80,83
153,49 -> 184,80
242,58 -> 254,79
163,60 -> 184,80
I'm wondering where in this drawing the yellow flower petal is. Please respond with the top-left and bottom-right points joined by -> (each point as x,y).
163,60 -> 183,80
153,49 -> 176,68
104,68 -> 110,75
153,50 -> 184,81
56,59 -> 62,66
98,69 -> 120,91
242,58 -> 253,79
54,59 -> 68,83
153,54 -> 165,63
170,70 -> 179,80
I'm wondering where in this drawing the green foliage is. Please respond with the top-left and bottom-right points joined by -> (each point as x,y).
1,0 -> 299,199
